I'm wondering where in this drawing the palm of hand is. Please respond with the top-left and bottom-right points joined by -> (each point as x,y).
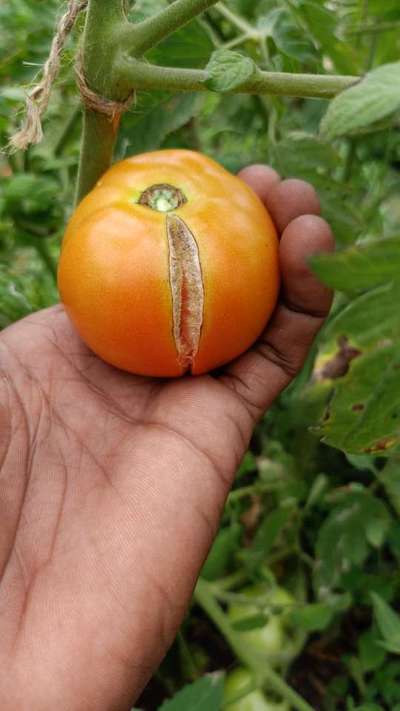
0,168 -> 333,710
0,304 -> 251,709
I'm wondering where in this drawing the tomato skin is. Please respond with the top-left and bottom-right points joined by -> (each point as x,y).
58,150 -> 279,377
228,585 -> 302,667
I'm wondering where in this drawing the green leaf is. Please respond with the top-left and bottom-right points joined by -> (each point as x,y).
371,593 -> 400,655
320,62 -> 400,139
0,258 -> 57,328
119,92 -> 200,155
314,491 -> 390,593
381,458 -> 400,516
271,131 -> 340,178
148,19 -> 214,69
159,673 -> 224,711
236,451 -> 257,478
358,627 -> 387,672
296,0 -> 355,73
243,508 -> 293,571
259,8 -> 317,64
231,612 -> 271,632
316,339 -> 400,455
311,236 -> 400,293
345,454 -> 377,474
289,602 -> 335,632
324,284 -> 399,347
311,256 -> 400,454
200,523 -> 242,581
205,50 -> 257,93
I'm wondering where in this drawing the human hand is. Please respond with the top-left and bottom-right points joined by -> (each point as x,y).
0,166 -> 333,710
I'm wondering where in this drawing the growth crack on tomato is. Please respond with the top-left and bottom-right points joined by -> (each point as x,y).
167,214 -> 204,372
137,182 -> 204,371
58,150 -> 280,377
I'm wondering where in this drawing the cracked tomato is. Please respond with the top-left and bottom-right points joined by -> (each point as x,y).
58,150 -> 279,377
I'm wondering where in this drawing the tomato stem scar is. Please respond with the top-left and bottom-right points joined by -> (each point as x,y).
139,184 -> 187,212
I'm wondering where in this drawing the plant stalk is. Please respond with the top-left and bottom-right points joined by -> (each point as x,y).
194,579 -> 314,711
76,0 -> 130,203
122,0 -> 220,56
216,2 -> 254,35
117,57 -> 359,99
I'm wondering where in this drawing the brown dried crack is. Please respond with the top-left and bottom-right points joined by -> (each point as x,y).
167,215 -> 204,371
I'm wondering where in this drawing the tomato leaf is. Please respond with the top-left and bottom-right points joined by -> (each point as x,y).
200,523 -> 242,581
314,490 -> 391,594
205,50 -> 258,92
310,236 -> 400,455
289,597 -> 351,632
159,673 -> 224,711
320,62 -> 400,139
231,612 -> 271,632
311,235 -> 400,293
381,458 -> 400,517
242,508 -> 293,572
358,627 -> 387,673
371,593 -> 400,655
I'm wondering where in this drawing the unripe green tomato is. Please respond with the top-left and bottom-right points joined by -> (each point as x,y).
223,668 -> 289,711
228,585 -> 298,667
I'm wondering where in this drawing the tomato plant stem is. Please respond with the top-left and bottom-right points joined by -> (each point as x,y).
216,3 -> 254,36
76,111 -> 120,204
76,0 -> 358,203
194,578 -> 314,711
76,0 -> 129,202
121,0 -> 220,56
117,58 -> 359,99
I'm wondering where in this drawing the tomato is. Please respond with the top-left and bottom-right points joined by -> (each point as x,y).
58,150 -> 279,377
224,668 -> 289,711
228,585 -> 302,667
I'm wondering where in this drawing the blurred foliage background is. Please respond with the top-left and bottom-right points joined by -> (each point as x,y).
1,1 -> 400,709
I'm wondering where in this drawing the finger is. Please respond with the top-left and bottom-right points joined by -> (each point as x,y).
280,215 -> 333,316
239,166 -> 321,235
265,178 -> 321,233
238,165 -> 281,205
220,214 -> 334,419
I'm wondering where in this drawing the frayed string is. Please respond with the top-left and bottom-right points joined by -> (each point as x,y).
9,0 -> 88,152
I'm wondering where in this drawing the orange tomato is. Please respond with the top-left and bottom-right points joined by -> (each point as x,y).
58,150 -> 280,377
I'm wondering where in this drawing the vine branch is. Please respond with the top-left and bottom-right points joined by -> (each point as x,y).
120,0 -> 220,56
116,57 -> 359,99
194,579 -> 314,711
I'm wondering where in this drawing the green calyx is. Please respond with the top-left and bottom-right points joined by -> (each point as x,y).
138,183 -> 187,213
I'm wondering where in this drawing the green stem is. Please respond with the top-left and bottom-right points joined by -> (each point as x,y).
117,57 -> 359,98
177,630 -> 199,681
214,570 -> 248,591
76,111 -> 120,203
194,579 -> 314,711
223,33 -> 252,50
260,36 -> 270,67
122,0 -> 220,56
216,2 -> 254,35
198,17 -> 222,47
76,0 -> 129,203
